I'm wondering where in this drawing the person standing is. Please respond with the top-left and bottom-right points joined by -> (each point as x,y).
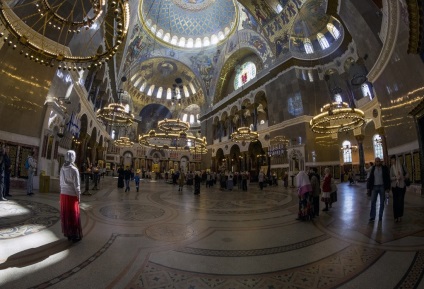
194,172 -> 201,195
258,170 -> 265,190
3,146 -> 11,197
0,146 -> 6,201
26,151 -> 36,196
117,165 -> 124,188
296,171 -> 313,221
134,170 -> 140,192
321,168 -> 332,212
178,171 -> 185,192
60,150 -> 83,242
367,157 -> 391,222
309,168 -> 321,217
227,172 -> 234,191
390,156 -> 408,222
124,166 -> 131,192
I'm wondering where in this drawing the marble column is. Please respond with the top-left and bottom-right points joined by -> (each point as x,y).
355,135 -> 366,182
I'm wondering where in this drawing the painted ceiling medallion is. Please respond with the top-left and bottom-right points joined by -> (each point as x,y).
171,0 -> 216,11
139,0 -> 237,48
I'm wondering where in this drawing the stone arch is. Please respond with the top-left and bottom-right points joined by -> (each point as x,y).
229,144 -> 242,172
247,140 -> 264,181
253,90 -> 268,129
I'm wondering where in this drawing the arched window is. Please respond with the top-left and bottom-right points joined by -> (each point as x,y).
195,38 -> 202,48
186,38 -> 194,48
327,23 -> 340,40
182,113 -> 188,122
203,37 -> 210,46
147,85 -> 155,96
373,135 -> 384,159
183,85 -> 190,97
156,29 -> 164,38
234,61 -> 257,90
361,83 -> 372,99
304,38 -> 314,54
171,35 -> 178,45
211,34 -> 219,44
342,140 -> 352,163
166,88 -> 172,99
178,37 -> 186,47
190,114 -> 195,124
317,33 -> 330,49
111,129 -> 116,140
189,82 -> 196,94
139,82 -> 147,92
157,87 -> 163,99
163,33 -> 171,42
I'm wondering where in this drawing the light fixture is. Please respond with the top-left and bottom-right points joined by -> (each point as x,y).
231,127 -> 259,142
114,136 -> 134,147
0,0 -> 129,69
96,103 -> 134,127
341,144 -> 358,151
157,118 -> 190,133
310,102 -> 366,134
139,130 -> 207,152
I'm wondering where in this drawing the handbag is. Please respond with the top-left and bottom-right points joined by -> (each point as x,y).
402,165 -> 411,187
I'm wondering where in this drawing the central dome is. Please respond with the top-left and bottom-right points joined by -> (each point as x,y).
139,0 -> 238,49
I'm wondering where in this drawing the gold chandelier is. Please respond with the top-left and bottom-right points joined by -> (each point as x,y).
96,103 -> 134,127
270,135 -> 290,146
139,130 -> 207,152
114,136 -> 134,147
157,118 -> 190,133
310,102 -> 366,134
0,0 -> 129,69
231,127 -> 259,142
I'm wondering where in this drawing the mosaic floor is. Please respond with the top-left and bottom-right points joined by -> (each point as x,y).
1,177 -> 424,289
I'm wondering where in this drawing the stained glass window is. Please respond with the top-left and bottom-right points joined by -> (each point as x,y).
234,62 -> 257,90
304,38 -> 314,54
327,23 -> 340,40
373,135 -> 383,159
342,140 -> 352,163
317,33 -> 329,49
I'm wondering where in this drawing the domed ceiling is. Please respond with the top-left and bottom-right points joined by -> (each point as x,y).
139,0 -> 238,48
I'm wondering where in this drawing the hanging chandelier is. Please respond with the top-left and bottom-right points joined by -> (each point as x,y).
96,103 -> 134,127
114,136 -> 134,147
270,135 -> 290,146
139,130 -> 207,152
157,118 -> 190,133
231,127 -> 259,142
0,0 -> 129,69
310,102 -> 366,134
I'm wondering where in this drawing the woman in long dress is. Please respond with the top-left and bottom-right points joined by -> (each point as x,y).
60,150 -> 83,242
296,171 -> 313,221
117,165 -> 125,188
390,156 -> 408,222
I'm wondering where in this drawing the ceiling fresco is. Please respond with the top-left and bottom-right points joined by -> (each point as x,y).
118,0 -> 344,117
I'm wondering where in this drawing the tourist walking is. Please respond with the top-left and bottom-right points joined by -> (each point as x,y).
258,170 -> 265,190
390,156 -> 408,222
194,172 -> 201,195
26,151 -> 36,196
60,150 -> 83,242
296,171 -> 313,221
124,166 -> 131,192
321,168 -> 332,212
366,157 -> 391,222
309,168 -> 321,216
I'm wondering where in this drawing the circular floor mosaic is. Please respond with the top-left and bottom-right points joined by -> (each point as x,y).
145,223 -> 195,241
99,204 -> 165,221
0,199 -> 60,239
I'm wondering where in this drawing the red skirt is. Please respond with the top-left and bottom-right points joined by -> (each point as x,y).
60,194 -> 83,240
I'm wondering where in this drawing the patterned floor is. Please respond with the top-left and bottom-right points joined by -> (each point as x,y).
0,177 -> 424,289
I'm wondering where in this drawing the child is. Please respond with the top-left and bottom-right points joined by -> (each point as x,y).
134,170 -> 141,192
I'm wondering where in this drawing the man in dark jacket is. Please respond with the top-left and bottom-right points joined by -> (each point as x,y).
366,157 -> 391,222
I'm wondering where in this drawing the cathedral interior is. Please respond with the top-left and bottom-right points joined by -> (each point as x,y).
1,0 -> 424,288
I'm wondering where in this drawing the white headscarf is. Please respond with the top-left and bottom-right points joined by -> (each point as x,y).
296,171 -> 312,196
64,150 -> 76,165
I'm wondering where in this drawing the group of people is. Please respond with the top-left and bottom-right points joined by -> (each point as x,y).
0,146 -> 36,200
367,156 -> 409,223
296,167 -> 337,221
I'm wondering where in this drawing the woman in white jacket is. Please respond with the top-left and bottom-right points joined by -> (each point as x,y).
60,150 -> 83,242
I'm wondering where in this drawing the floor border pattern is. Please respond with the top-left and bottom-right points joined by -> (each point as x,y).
395,250 -> 424,289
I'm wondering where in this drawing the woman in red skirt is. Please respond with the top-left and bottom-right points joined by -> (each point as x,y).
60,150 -> 82,242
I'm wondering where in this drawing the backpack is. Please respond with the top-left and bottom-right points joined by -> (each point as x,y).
25,158 -> 30,169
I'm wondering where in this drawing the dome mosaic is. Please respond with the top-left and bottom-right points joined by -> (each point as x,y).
139,0 -> 238,48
